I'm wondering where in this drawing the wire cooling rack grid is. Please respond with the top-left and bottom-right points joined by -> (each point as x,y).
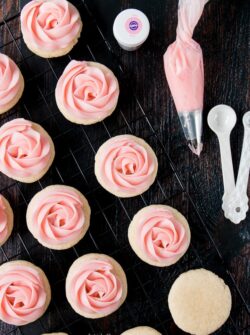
0,1 -> 249,334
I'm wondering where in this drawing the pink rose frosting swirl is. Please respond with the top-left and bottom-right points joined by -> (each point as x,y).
0,118 -> 52,179
0,196 -> 8,244
21,0 -> 82,52
0,262 -> 49,326
95,135 -> 157,197
67,259 -> 123,315
138,207 -> 189,263
55,60 -> 119,123
0,54 -> 23,111
28,186 -> 87,247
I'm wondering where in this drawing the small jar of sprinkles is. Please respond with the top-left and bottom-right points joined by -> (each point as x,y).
113,9 -> 150,51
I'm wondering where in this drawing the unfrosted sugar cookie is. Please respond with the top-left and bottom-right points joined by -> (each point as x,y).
55,60 -> 119,125
0,260 -> 51,326
0,195 -> 14,246
27,185 -> 90,250
168,269 -> 232,335
0,53 -> 24,114
121,326 -> 162,335
21,0 -> 82,58
95,135 -> 158,197
66,253 -> 127,318
0,118 -> 55,183
128,205 -> 190,267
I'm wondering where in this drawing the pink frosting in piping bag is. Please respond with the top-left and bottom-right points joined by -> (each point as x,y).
137,207 -> 189,263
29,187 -> 85,245
0,118 -> 51,178
21,0 -> 81,51
0,196 -> 8,244
0,264 -> 47,325
67,260 -> 122,315
163,0 -> 209,155
0,54 -> 22,110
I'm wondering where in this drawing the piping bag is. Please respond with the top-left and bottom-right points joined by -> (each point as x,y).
164,0 -> 209,156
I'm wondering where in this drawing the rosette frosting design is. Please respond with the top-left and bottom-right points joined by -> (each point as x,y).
21,0 -> 82,53
27,185 -> 88,248
0,54 -> 23,112
0,196 -> 8,244
0,118 -> 52,180
55,60 -> 119,124
95,135 -> 158,197
139,208 -> 188,262
66,257 -> 124,317
0,262 -> 49,326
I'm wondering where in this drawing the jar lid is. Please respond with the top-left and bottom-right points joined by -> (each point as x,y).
113,9 -> 150,48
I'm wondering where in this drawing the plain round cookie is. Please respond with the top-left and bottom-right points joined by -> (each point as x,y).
66,253 -> 127,319
128,205 -> 191,267
0,195 -> 14,246
0,121 -> 55,183
0,260 -> 51,325
55,61 -> 119,125
121,326 -> 162,335
95,135 -> 158,198
26,185 -> 91,250
168,268 -> 232,335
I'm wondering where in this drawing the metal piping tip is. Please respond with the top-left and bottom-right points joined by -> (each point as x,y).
178,109 -> 203,156
188,139 -> 203,156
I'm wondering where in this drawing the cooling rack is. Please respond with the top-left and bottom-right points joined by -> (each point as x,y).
0,0 -> 249,334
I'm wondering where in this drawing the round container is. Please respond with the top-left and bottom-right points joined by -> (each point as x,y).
113,9 -> 150,51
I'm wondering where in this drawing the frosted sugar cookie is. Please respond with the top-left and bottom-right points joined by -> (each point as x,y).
0,53 -> 24,114
0,195 -> 14,246
55,60 -> 119,125
0,260 -> 51,326
128,205 -> 190,267
27,185 -> 90,250
95,135 -> 158,197
66,253 -> 127,318
0,118 -> 55,183
21,0 -> 82,58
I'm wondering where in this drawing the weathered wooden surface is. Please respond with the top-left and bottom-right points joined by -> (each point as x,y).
0,0 -> 249,334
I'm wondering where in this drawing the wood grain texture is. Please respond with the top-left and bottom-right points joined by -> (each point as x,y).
0,0 -> 249,334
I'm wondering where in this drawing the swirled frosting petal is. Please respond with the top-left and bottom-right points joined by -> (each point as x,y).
0,118 -> 53,180
55,60 -> 119,123
0,262 -> 49,326
21,0 -> 82,52
0,54 -> 23,111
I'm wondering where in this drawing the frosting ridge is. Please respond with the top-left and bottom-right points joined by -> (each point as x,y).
0,196 -> 8,244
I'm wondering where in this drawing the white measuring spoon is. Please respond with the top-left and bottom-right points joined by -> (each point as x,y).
223,111 -> 250,223
207,104 -> 236,210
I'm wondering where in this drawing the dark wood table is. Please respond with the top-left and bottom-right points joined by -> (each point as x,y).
0,0 -> 249,334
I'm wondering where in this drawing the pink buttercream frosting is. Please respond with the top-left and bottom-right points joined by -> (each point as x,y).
0,118 -> 52,178
67,259 -> 123,315
55,60 -> 119,122
28,186 -> 85,246
0,196 -> 8,245
0,263 -> 48,325
96,136 -> 157,196
0,54 -> 23,110
137,207 -> 189,263
164,0 -> 208,112
21,0 -> 82,52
